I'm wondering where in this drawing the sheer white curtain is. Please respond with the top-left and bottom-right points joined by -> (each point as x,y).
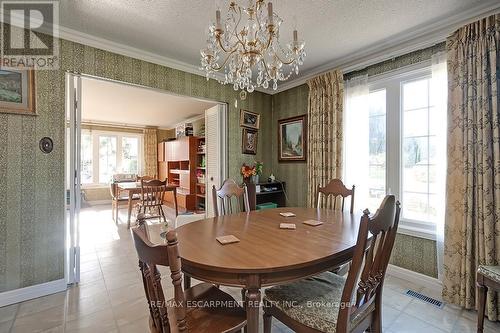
343,75 -> 370,212
431,52 -> 447,281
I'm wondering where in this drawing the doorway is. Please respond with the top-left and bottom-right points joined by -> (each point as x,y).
65,72 -> 228,284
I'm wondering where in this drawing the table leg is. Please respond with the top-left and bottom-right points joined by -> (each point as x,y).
245,287 -> 261,333
127,193 -> 133,229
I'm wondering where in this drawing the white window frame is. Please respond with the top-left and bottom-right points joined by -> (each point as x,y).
368,61 -> 442,240
81,129 -> 144,187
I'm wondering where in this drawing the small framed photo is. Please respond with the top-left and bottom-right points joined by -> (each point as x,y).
0,68 -> 36,115
278,115 -> 307,162
242,128 -> 258,155
240,109 -> 260,130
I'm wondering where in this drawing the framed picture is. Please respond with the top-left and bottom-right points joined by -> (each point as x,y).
278,115 -> 307,162
0,68 -> 36,115
242,128 -> 258,155
240,109 -> 260,130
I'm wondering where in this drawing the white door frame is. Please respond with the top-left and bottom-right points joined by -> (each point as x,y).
65,72 -> 81,285
64,73 -> 228,282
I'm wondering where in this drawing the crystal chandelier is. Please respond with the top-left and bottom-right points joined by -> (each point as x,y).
200,0 -> 306,92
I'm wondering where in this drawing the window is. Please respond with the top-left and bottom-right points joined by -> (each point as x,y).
401,78 -> 437,222
344,62 -> 447,237
80,130 -> 143,185
367,89 -> 386,211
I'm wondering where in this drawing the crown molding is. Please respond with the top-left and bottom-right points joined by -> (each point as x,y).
272,1 -> 500,94
56,1 -> 499,96
57,25 -> 269,94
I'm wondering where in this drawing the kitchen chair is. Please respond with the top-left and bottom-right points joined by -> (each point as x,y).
317,179 -> 355,214
132,214 -> 247,333
137,179 -> 170,224
212,179 -> 250,217
263,195 -> 400,333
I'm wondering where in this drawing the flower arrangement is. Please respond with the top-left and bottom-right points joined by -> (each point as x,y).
241,161 -> 264,182
241,163 -> 256,179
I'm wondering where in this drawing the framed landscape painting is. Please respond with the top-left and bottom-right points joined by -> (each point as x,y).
278,115 -> 307,162
0,68 -> 36,115
240,109 -> 260,130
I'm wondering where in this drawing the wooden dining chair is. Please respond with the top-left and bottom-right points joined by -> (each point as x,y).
137,179 -> 170,224
110,182 -> 140,223
131,215 -> 247,333
212,179 -> 250,217
317,179 -> 355,214
477,265 -> 500,332
263,195 -> 401,333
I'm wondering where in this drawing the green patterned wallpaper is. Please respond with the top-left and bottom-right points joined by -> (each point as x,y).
0,37 -> 272,293
271,84 -> 309,207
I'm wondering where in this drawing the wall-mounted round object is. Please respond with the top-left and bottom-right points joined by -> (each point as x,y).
39,137 -> 54,154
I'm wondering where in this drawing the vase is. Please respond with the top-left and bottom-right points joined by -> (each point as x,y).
252,175 -> 260,184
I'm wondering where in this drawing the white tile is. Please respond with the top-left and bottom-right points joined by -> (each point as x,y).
382,288 -> 413,311
403,299 -> 459,332
381,304 -> 401,329
385,274 -> 425,293
65,308 -> 118,333
16,292 -> 66,318
0,304 -> 18,323
388,312 -> 446,333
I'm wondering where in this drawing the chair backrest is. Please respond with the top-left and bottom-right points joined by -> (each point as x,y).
132,215 -> 187,333
137,175 -> 156,182
316,179 -> 355,213
109,182 -> 119,200
141,179 -> 167,207
336,195 -> 400,332
212,179 -> 250,217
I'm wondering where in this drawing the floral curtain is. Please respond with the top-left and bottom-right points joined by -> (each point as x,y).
442,14 -> 500,321
143,128 -> 158,178
306,70 -> 344,208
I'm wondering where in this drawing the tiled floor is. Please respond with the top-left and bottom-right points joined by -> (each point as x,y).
1,204 -> 499,332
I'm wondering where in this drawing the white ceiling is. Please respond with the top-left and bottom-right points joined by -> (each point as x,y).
81,78 -> 216,128
60,1 -> 500,93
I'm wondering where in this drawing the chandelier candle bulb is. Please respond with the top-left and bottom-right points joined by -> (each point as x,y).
216,9 -> 221,30
268,2 -> 273,23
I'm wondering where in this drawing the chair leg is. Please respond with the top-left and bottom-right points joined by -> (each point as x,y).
241,288 -> 247,309
159,205 -> 167,224
477,284 -> 487,333
372,298 -> 382,333
263,312 -> 272,333
184,276 -> 191,289
115,203 -> 119,224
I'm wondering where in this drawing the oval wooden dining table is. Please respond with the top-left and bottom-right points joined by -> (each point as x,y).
167,207 -> 364,333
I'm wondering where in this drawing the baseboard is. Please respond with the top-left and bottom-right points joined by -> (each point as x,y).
0,279 -> 67,307
387,264 -> 442,290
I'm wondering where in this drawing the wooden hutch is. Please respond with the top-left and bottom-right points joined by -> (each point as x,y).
157,136 -> 206,211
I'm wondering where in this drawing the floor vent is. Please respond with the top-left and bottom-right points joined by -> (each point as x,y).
405,289 -> 444,308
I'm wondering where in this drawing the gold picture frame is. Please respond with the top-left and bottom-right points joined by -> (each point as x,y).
0,68 -> 36,115
240,109 -> 260,130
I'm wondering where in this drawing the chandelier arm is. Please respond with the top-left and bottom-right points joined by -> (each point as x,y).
233,6 -> 248,51
216,37 -> 239,54
274,53 -> 296,66
211,49 -> 238,71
